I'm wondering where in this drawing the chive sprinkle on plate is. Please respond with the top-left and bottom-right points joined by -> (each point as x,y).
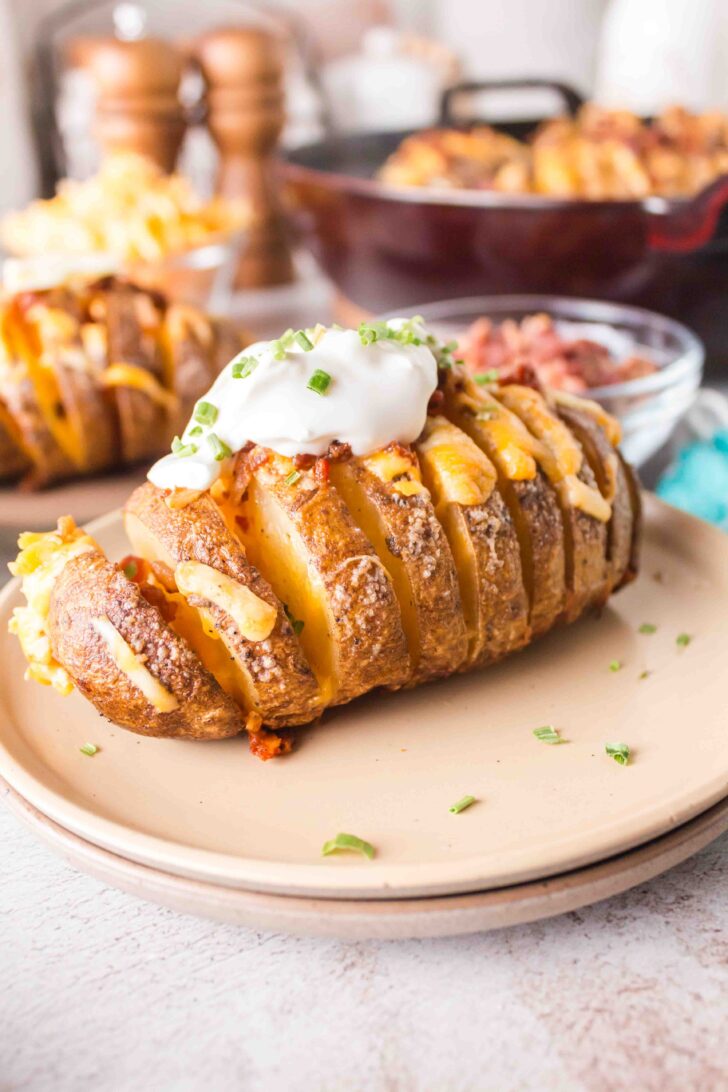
533,725 -> 567,745
638,623 -> 657,635
79,743 -> 98,757
605,742 -> 630,766
322,833 -> 375,860
449,795 -> 477,814
609,659 -> 622,672
676,633 -> 692,648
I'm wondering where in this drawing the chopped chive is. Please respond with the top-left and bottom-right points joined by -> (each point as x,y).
207,433 -> 232,462
322,832 -> 375,860
676,633 -> 692,648
638,623 -> 657,634
639,669 -> 651,680
444,339 -> 459,352
609,659 -> 622,672
123,560 -> 137,580
231,355 -> 258,379
194,400 -> 218,427
533,725 -> 567,745
284,469 -> 302,486
80,743 -> 98,756
272,328 -> 295,360
474,370 -> 499,385
605,742 -> 630,766
295,330 -> 314,351
188,425 -> 203,437
283,603 -> 305,635
307,368 -> 332,395
449,794 -> 477,814
171,436 -> 198,458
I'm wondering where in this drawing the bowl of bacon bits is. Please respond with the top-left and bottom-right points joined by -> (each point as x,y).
381,296 -> 704,468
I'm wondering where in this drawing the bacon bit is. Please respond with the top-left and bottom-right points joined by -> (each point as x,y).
427,389 -> 445,414
293,452 -> 317,471
244,710 -> 294,761
139,581 -> 178,622
327,440 -> 352,463
149,559 -> 176,591
235,514 -> 249,533
313,457 -> 330,485
497,359 -> 542,391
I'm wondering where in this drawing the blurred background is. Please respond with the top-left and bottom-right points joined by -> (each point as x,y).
0,0 -> 727,530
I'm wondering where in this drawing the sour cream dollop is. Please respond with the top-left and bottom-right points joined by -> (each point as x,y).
148,322 -> 438,492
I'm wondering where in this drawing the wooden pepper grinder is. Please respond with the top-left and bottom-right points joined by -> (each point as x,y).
194,27 -> 294,288
87,38 -> 186,173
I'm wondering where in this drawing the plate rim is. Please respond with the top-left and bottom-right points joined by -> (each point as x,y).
0,496 -> 727,900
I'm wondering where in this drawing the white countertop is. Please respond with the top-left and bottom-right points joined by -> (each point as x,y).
2,803 -> 726,1091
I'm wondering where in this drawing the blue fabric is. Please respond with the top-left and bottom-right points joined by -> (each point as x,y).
657,428 -> 728,530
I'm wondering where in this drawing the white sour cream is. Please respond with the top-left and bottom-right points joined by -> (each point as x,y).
148,323 -> 438,492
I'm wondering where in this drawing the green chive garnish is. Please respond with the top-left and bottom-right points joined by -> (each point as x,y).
533,725 -> 567,745
80,743 -> 98,756
322,832 -> 375,860
449,795 -> 477,814
307,369 -> 332,395
639,670 -> 651,680
284,469 -> 301,486
188,425 -> 203,437
194,400 -> 218,426
207,433 -> 232,462
676,633 -> 692,648
231,355 -> 258,379
171,436 -> 198,458
295,330 -> 314,351
638,623 -> 657,634
605,742 -> 630,766
609,659 -> 622,672
283,604 -> 305,635
474,370 -> 499,385
123,560 -> 137,580
272,329 -> 295,360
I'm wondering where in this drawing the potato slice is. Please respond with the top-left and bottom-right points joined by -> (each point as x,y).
554,398 -> 634,593
125,482 -> 322,728
234,449 -> 410,705
331,442 -> 468,683
416,416 -> 530,667
51,549 -> 242,740
495,385 -> 610,621
441,369 -> 566,637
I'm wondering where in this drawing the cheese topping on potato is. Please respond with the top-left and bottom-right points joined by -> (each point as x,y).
173,561 -> 277,643
92,616 -> 179,713
149,320 -> 438,492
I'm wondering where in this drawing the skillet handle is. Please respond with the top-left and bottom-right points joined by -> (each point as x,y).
439,78 -> 584,127
646,175 -> 728,253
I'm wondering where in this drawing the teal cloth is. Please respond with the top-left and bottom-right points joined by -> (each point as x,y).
657,428 -> 728,530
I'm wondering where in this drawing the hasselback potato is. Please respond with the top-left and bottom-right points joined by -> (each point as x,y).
9,322 -> 640,758
0,276 -> 242,488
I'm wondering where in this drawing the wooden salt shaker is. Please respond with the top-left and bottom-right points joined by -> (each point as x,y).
194,26 -> 294,288
86,38 -> 186,173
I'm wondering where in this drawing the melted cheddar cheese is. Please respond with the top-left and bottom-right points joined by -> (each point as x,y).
174,561 -> 276,643
92,615 -> 178,712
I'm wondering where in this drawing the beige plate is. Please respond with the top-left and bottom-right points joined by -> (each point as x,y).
0,469 -> 148,530
0,495 -> 726,900
4,781 -> 726,938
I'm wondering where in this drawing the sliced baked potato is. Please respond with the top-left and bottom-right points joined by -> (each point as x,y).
416,415 -> 530,667
124,481 -> 322,728
330,441 -> 468,683
9,518 -> 242,740
440,369 -> 567,636
233,448 -> 411,705
494,384 -> 611,621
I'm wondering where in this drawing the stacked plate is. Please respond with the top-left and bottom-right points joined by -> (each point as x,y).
1,496 -> 726,939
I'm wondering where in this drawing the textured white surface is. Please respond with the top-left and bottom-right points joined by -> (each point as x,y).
2,804 -> 726,1092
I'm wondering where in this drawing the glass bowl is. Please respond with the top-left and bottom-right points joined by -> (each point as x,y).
380,295 -> 705,468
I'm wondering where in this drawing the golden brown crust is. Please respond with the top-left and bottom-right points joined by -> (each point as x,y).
50,549 -> 242,740
124,482 -> 322,728
0,374 -> 74,487
238,451 -> 411,705
0,398 -> 30,482
331,455 -> 468,683
555,403 -> 634,593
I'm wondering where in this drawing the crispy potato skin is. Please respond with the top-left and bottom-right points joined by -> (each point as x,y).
241,454 -> 411,705
124,482 -> 322,728
0,374 -> 74,487
50,550 -> 242,740
0,400 -> 30,482
332,457 -> 468,683
556,404 -> 634,593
